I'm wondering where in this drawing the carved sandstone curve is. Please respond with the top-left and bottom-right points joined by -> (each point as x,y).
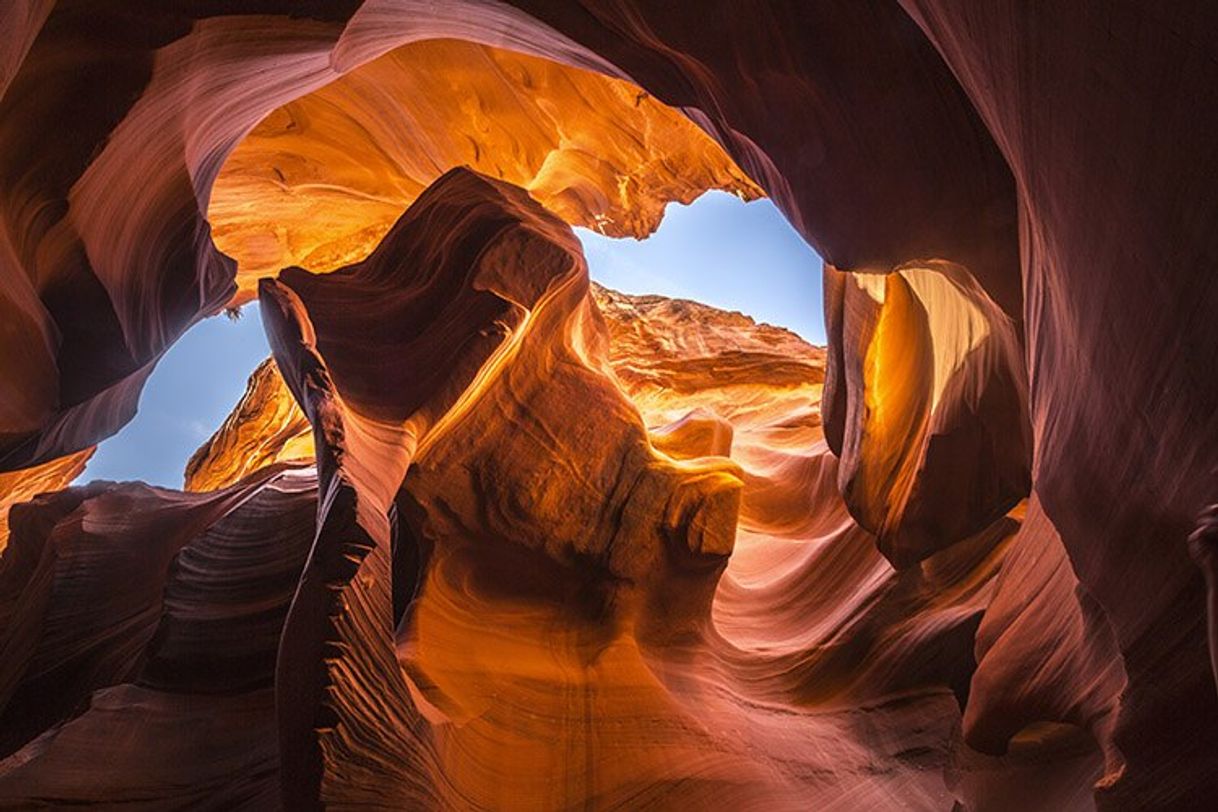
259,167 -> 745,807
0,3 -> 1213,807
822,260 -> 1031,568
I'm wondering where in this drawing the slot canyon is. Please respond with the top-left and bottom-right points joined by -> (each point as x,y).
0,2 -> 1215,810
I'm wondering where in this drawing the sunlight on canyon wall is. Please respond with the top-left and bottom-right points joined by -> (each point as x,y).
183,359 -> 311,493
822,261 -> 1031,567
209,38 -> 761,302
0,169 -> 1104,810
0,2 -> 1215,810
0,448 -> 91,552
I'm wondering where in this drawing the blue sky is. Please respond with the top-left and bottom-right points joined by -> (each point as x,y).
79,193 -> 823,487
577,192 -> 823,344
79,309 -> 271,487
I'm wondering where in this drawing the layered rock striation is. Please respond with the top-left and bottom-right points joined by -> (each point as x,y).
210,38 -> 760,301
0,1 -> 1214,809
0,169 -> 1103,810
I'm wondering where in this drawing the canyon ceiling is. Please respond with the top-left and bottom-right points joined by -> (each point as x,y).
0,2 -> 1216,810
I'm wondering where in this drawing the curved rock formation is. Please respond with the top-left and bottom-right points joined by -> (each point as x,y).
257,167 -> 751,807
210,38 -> 759,300
0,466 -> 317,806
965,497 -> 1125,769
0,7 -> 756,472
0,447 -> 91,553
0,170 -> 1042,809
0,465 -> 302,762
184,359 -> 311,493
896,5 -> 1218,806
822,260 -> 1031,567
1191,505 -> 1218,700
0,1 -> 1214,809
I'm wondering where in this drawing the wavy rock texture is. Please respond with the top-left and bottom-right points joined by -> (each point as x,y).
13,170 -> 1084,810
0,3 -> 751,471
589,281 -> 1103,811
0,447 -> 91,553
894,5 -> 1218,807
0,1 -> 1214,809
0,466 -> 317,807
0,169 -> 1069,809
256,167 -> 561,809
964,497 -> 1124,769
210,38 -> 760,300
0,465 -> 304,758
822,261 -> 1031,567
184,359 -> 311,493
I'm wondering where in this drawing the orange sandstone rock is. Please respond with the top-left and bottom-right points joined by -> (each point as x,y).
0,2 -> 1213,808
184,359 -> 311,492
210,39 -> 760,301
822,261 -> 1031,567
0,448 -> 91,553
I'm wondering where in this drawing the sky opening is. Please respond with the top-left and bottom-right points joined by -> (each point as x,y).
79,193 -> 823,487
578,192 -> 823,343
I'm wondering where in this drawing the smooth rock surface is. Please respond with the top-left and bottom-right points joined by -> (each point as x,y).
0,2 -> 1213,808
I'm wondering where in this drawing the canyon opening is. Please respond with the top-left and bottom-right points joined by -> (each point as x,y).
0,5 -> 1215,812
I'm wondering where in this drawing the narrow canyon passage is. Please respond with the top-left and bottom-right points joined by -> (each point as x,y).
0,167 -> 1098,810
0,3 -> 1215,811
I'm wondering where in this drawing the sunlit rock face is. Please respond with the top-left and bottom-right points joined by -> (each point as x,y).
0,2 -> 1215,809
254,166 -> 756,807
0,448 -> 91,553
184,359 -> 312,493
822,261 -> 1031,567
210,38 -> 760,300
0,170 -> 1066,810
0,6 -> 754,471
591,283 -> 825,426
